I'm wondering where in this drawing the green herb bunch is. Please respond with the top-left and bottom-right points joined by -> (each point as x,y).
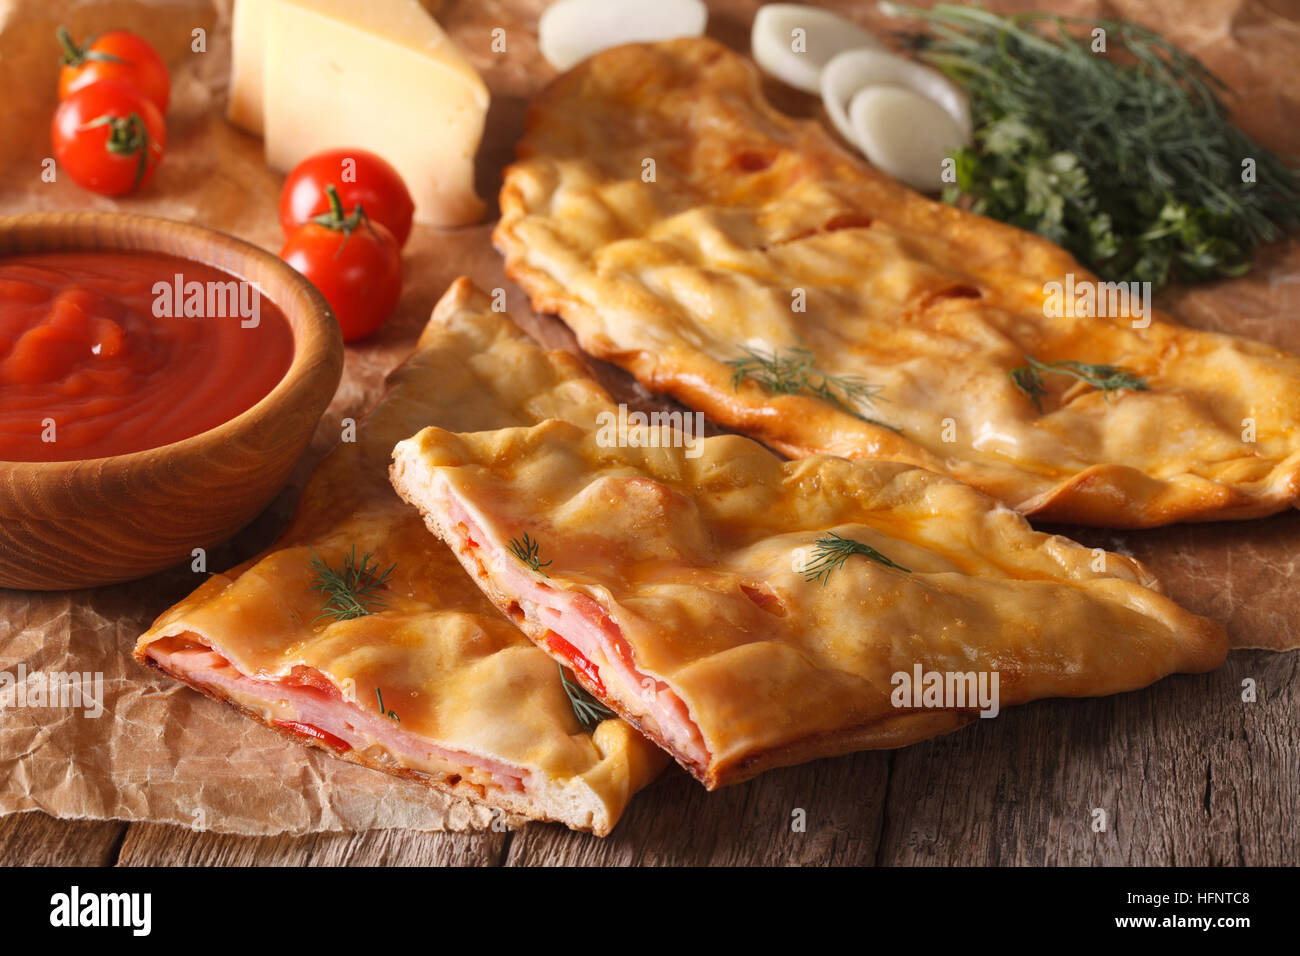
885,3 -> 1300,289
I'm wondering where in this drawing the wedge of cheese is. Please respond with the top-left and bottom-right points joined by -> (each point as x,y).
227,0 -> 488,227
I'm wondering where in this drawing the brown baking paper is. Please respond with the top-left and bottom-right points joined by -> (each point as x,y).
1,0 -> 1296,835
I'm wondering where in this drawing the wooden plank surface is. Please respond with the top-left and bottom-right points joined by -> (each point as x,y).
0,811 -> 125,867
878,651 -> 1299,866
6,646 -> 1294,865
505,754 -> 890,866
116,821 -> 510,867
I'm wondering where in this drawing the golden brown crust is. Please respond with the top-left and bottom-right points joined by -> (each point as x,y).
391,400 -> 1229,790
496,38 -> 1300,528
391,451 -> 986,789
134,279 -> 667,835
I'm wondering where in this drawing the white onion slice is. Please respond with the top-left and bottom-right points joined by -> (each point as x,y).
538,0 -> 708,72
750,3 -> 884,94
848,86 -> 966,193
821,47 -> 972,150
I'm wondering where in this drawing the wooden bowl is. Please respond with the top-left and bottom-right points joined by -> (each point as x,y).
0,212 -> 343,590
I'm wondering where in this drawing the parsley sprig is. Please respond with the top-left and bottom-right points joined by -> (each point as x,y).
726,346 -> 898,431
307,547 -> 395,623
886,3 -> 1300,289
1009,355 -> 1148,411
803,532 -> 911,586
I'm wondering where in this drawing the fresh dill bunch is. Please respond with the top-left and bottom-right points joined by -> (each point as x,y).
885,2 -> 1300,288
558,665 -> 615,732
726,346 -> 897,430
803,532 -> 911,586
1009,355 -> 1148,411
307,547 -> 395,623
507,533 -> 552,577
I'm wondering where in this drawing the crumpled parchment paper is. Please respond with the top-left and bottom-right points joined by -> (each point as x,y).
0,0 -> 1296,835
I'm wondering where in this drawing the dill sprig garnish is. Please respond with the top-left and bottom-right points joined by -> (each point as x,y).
375,687 -> 399,722
507,533 -> 551,577
558,665 -> 614,732
803,532 -> 911,586
307,547 -> 395,623
1009,365 -> 1049,411
885,3 -> 1300,288
1009,355 -> 1148,411
725,346 -> 898,431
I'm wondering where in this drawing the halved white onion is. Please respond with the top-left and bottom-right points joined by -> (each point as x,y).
538,0 -> 708,72
821,47 -> 972,150
848,86 -> 966,193
750,3 -> 884,94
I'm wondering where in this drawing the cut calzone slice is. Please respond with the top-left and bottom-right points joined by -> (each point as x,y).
135,279 -> 665,835
495,37 -> 1300,527
390,394 -> 1228,789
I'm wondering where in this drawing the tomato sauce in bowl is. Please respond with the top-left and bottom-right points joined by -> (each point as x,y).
0,250 -> 294,462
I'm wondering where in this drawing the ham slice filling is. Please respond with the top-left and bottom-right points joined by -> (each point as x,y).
443,491 -> 710,773
144,635 -> 526,793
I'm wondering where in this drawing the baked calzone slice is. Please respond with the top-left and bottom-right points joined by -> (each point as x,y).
390,382 -> 1228,789
135,279 -> 665,835
495,37 -> 1300,528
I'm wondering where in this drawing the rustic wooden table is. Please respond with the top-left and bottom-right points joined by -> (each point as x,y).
6,644 -> 1294,865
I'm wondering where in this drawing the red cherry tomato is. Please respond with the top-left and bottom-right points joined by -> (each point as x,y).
280,187 -> 402,342
279,149 -> 414,248
57,27 -> 170,114
51,80 -> 166,196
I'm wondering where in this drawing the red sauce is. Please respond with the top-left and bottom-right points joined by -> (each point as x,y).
272,719 -> 351,754
0,250 -> 293,462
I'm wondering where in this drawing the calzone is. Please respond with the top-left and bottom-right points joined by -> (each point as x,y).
495,37 -> 1300,528
389,362 -> 1228,789
135,279 -> 665,835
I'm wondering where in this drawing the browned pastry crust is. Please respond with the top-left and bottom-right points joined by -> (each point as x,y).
495,38 -> 1300,528
135,280 -> 666,835
390,345 -> 1228,789
393,456 -> 981,788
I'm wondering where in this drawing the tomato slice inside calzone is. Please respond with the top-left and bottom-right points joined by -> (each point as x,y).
495,37 -> 1300,528
135,279 -> 665,835
391,411 -> 1227,789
